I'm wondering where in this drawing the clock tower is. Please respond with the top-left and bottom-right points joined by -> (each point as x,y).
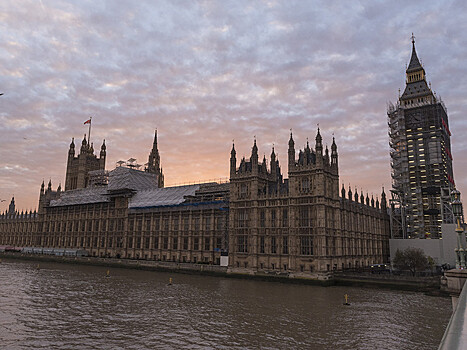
388,34 -> 455,239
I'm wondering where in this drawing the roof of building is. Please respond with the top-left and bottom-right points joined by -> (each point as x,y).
407,43 -> 423,72
129,184 -> 200,208
401,80 -> 432,100
49,187 -> 109,207
107,166 -> 158,191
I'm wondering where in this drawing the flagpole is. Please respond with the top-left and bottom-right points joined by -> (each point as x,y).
88,117 -> 92,146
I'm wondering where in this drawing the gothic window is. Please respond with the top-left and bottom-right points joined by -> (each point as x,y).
183,237 -> 188,250
173,237 -> 178,250
301,178 -> 310,193
237,235 -> 248,253
300,236 -> 313,255
145,237 -> 150,249
282,236 -> 288,254
271,236 -> 277,254
216,216 -> 223,231
194,237 -> 199,250
299,207 -> 309,227
259,236 -> 265,253
282,209 -> 288,227
117,219 -> 123,232
237,210 -> 248,228
240,184 -> 247,198
205,217 -> 211,231
271,209 -> 276,228
204,237 -> 210,251
260,210 -> 265,228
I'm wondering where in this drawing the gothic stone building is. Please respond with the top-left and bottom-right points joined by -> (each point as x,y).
229,130 -> 389,274
0,129 -> 389,274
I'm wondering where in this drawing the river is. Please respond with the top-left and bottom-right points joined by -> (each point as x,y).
0,259 -> 451,349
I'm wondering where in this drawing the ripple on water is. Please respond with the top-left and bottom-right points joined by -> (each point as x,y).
0,260 -> 452,350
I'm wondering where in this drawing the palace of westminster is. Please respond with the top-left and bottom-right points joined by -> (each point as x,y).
0,38 -> 455,275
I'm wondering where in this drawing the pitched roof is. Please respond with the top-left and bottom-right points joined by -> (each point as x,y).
128,184 -> 200,208
49,187 -> 109,207
107,166 -> 158,191
407,43 -> 423,72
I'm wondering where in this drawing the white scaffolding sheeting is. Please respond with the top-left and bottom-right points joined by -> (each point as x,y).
129,185 -> 200,208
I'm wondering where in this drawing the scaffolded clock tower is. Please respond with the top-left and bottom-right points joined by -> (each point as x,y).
388,35 -> 455,238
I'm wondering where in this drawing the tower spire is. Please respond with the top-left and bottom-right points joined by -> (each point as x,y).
146,130 -> 164,187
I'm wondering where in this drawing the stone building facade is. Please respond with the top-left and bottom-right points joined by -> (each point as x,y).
65,135 -> 106,191
229,130 -> 389,274
1,129 -> 389,274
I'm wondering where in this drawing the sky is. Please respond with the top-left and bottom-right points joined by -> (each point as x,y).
1,0 -> 467,212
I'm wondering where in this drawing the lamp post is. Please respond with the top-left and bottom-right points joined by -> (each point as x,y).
451,189 -> 465,269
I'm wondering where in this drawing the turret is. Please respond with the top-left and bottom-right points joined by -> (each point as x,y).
270,146 -> 277,177
80,134 -> 87,154
288,132 -> 295,170
331,137 -> 338,170
260,155 -> 267,173
341,184 -> 346,198
315,128 -> 323,168
230,142 -> 236,178
68,138 -> 75,159
348,185 -> 352,201
381,187 -> 387,210
47,179 -> 52,192
100,139 -> 106,169
146,130 -> 164,187
40,180 -> 45,195
251,138 -> 258,174
8,197 -> 15,215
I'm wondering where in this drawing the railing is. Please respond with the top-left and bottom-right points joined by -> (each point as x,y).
166,178 -> 230,187
438,278 -> 467,349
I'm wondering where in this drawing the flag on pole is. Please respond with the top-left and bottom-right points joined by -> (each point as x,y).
84,119 -> 91,125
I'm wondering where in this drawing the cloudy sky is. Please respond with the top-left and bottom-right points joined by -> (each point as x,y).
1,0 -> 466,211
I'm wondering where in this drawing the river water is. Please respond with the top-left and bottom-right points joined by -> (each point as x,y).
0,259 -> 451,350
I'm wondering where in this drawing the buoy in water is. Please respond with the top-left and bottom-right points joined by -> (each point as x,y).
168,277 -> 173,285
36,264 -> 40,270
105,269 -> 110,278
343,294 -> 350,306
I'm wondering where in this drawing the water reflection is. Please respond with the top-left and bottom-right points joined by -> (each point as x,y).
0,260 -> 451,349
